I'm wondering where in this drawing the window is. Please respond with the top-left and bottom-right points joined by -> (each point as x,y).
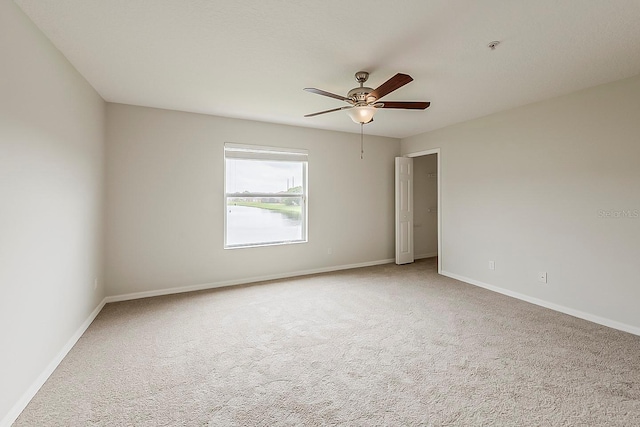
224,143 -> 308,248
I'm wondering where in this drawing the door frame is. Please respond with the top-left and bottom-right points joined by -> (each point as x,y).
404,148 -> 441,274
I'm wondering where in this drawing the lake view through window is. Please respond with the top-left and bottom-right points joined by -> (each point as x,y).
224,144 -> 308,248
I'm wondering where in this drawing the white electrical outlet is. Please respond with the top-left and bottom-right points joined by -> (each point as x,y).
489,261 -> 495,270
538,272 -> 547,283
327,247 -> 332,255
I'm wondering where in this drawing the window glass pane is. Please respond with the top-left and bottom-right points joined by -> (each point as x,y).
225,155 -> 306,248
226,159 -> 303,194
226,196 -> 303,246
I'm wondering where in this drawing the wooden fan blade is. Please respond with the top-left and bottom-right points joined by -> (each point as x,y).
304,88 -> 351,102
368,73 -> 413,101
304,106 -> 352,117
379,101 -> 430,110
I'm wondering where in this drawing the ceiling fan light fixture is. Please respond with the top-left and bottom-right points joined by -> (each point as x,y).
347,105 -> 377,124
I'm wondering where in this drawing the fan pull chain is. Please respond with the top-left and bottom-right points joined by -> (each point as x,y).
360,123 -> 364,160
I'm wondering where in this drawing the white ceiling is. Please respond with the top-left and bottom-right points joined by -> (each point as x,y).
15,0 -> 640,139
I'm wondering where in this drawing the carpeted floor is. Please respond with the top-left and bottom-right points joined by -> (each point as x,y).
15,258 -> 640,426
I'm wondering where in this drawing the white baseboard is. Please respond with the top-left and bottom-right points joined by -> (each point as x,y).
1,298 -> 107,427
440,270 -> 640,337
415,252 -> 438,260
105,258 -> 396,303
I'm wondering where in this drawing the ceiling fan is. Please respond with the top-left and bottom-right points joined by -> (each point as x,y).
304,71 -> 430,124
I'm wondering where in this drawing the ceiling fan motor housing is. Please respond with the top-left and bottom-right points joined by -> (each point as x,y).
347,86 -> 374,104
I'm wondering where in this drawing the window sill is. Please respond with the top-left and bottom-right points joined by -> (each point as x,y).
224,239 -> 308,250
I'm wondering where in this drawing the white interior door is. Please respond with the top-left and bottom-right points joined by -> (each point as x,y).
395,157 -> 414,264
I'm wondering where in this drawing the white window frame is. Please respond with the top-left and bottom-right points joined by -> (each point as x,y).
224,143 -> 308,249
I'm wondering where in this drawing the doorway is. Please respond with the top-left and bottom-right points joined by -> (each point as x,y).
395,149 -> 441,273
413,153 -> 438,258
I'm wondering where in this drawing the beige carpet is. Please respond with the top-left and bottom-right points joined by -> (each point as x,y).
15,258 -> 640,426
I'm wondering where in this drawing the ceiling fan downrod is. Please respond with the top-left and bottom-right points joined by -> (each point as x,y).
348,71 -> 375,105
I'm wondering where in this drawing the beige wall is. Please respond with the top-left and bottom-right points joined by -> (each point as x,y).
402,74 -> 640,332
413,154 -> 438,258
4,1 -> 638,421
105,103 -> 400,297
0,2 -> 106,424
